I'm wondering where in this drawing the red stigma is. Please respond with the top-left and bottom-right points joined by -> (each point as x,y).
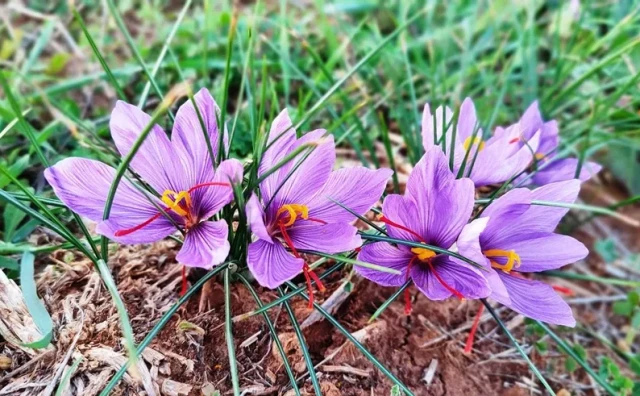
279,221 -> 324,308
508,137 -> 520,144
114,212 -> 163,236
464,304 -> 485,354
379,215 -> 426,243
552,285 -> 574,296
187,181 -> 232,194
425,259 -> 464,300
180,266 -> 188,296
404,256 -> 417,315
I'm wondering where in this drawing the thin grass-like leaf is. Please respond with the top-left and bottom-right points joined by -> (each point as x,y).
236,274 -> 300,395
481,300 -> 556,395
278,287 -> 322,395
369,280 -> 411,323
100,262 -> 230,395
20,252 -> 54,349
536,321 -> 618,394
297,250 -> 401,275
542,270 -> 640,288
54,356 -> 83,396
224,268 -> 241,395
284,280 -> 414,395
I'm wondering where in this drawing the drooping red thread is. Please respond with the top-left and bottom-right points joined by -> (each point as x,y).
180,266 -> 188,296
508,137 -> 520,144
187,181 -> 232,193
379,215 -> 425,243
464,304 -> 485,354
279,221 -> 323,308
305,217 -> 328,225
115,212 -> 163,236
552,285 -> 574,296
425,259 -> 464,299
404,256 -> 417,315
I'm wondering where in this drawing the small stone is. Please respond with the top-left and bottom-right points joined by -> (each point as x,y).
0,355 -> 11,370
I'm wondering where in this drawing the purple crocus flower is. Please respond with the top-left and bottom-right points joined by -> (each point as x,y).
497,101 -> 601,185
246,109 -> 392,296
45,89 -> 242,269
475,179 -> 588,326
355,147 -> 491,313
422,98 -> 540,187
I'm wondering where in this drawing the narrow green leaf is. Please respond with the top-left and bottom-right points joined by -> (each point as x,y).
20,252 -> 53,349
224,268 -> 241,395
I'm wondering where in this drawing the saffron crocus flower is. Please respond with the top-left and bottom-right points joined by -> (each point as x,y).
45,89 -> 242,269
355,147 -> 491,313
497,101 -> 601,185
246,109 -> 392,297
422,98 -> 540,187
476,179 -> 588,326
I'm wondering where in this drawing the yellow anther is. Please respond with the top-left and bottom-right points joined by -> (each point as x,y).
463,136 -> 485,152
276,204 -> 309,227
535,153 -> 546,161
161,190 -> 192,217
411,247 -> 437,261
484,249 -> 521,273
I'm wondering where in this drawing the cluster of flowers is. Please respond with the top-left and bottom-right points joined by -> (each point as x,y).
46,89 -> 600,327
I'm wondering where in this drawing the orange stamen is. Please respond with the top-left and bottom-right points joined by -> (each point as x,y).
464,304 -> 485,354
114,212 -> 163,236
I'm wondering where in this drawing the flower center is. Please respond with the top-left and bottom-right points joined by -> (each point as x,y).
411,247 -> 437,261
161,190 -> 192,217
483,249 -> 521,273
276,204 -> 309,227
463,136 -> 485,152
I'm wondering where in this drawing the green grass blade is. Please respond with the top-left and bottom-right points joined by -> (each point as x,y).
369,280 -> 411,323
20,252 -> 54,349
278,287 -> 322,395
236,274 -> 300,395
297,250 -> 401,275
481,300 -> 555,395
285,280 -> 414,395
536,321 -> 618,395
100,262 -> 230,395
541,271 -> 640,288
224,268 -> 241,395
55,357 -> 83,396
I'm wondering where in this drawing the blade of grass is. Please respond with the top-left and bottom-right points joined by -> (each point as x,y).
224,268 -> 241,395
100,262 -> 230,395
536,321 -> 618,394
481,300 -> 556,395
20,252 -> 54,348
236,274 -> 300,395
285,280 -> 414,395
297,250 -> 401,275
542,271 -> 640,288
369,280 -> 411,323
278,287 -> 322,395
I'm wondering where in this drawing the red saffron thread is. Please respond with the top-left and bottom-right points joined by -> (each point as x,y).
115,212 -> 163,236
464,304 -> 485,354
404,256 -> 417,315
305,217 -> 328,225
180,266 -> 188,296
379,215 -> 425,243
187,181 -> 232,193
425,259 -> 464,299
508,137 -> 520,144
552,285 -> 574,296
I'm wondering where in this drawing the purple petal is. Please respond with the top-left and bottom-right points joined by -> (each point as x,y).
480,188 -> 532,247
109,101 -> 179,193
518,101 -> 543,140
172,88 -> 228,188
176,220 -> 230,268
421,104 -> 466,170
381,194 -> 421,242
505,234 -> 588,272
498,273 -> 576,327
287,222 -> 361,254
516,180 -> 580,233
247,239 -> 304,289
45,157 -> 176,244
193,158 -> 243,220
268,130 -> 335,212
355,242 -> 411,287
306,167 -> 392,223
246,194 -> 273,243
259,109 -> 298,203
411,256 -> 491,301
406,148 -> 475,247
537,120 -> 559,155
468,130 -> 540,186
532,158 -> 601,185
